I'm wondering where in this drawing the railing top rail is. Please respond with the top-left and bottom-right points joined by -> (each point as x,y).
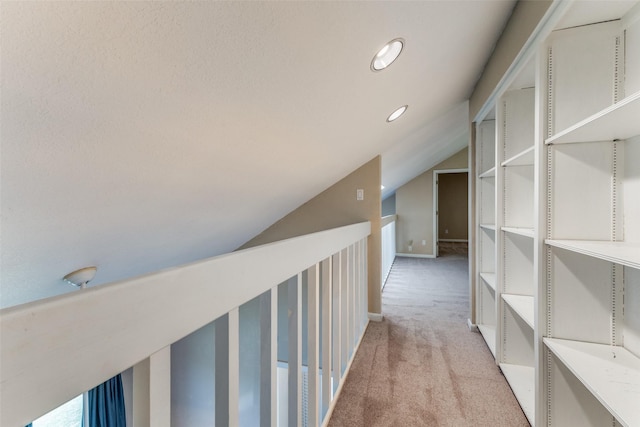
381,215 -> 397,227
1,221 -> 371,427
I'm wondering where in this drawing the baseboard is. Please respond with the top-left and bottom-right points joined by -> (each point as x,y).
396,253 -> 436,259
320,319 -> 370,427
368,312 -> 384,322
439,239 -> 469,243
467,318 -> 479,332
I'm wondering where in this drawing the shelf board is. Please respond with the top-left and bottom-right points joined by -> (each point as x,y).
480,224 -> 496,232
545,240 -> 640,270
480,272 -> 496,292
502,227 -> 534,238
545,91 -> 640,145
478,324 -> 496,357
479,166 -> 496,178
499,363 -> 535,426
502,294 -> 534,329
544,338 -> 640,427
501,146 -> 534,167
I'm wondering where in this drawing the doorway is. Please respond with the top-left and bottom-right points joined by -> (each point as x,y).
433,169 -> 469,257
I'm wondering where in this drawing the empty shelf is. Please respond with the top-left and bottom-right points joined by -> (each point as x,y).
546,91 -> 640,145
545,240 -> 640,270
544,338 -> 640,427
502,294 -> 534,329
480,272 -> 496,292
478,324 -> 496,357
502,227 -> 534,238
500,363 -> 535,426
502,146 -> 535,167
479,166 -> 496,178
480,224 -> 497,231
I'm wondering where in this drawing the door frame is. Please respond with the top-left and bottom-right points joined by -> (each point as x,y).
433,168 -> 469,257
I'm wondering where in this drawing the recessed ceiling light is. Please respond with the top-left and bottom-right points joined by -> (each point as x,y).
371,38 -> 404,71
387,105 -> 408,122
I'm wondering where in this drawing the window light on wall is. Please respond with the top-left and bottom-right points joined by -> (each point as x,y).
30,395 -> 83,427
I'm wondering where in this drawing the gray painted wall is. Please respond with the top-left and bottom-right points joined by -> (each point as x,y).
171,322 -> 216,426
382,194 -> 396,217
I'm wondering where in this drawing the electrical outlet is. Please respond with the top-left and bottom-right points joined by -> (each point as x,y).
356,189 -> 364,201
422,240 -> 426,246
408,245 -> 413,252
445,229 -> 449,234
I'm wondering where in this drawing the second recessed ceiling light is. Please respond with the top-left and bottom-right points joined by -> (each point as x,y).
387,105 -> 408,122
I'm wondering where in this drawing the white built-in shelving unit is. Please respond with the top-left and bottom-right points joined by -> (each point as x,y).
476,115 -> 497,358
473,2 -> 640,426
497,68 -> 536,427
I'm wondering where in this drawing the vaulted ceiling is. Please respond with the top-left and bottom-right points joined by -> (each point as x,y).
1,1 -> 515,307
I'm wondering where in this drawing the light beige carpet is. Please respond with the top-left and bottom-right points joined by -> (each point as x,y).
328,255 -> 529,427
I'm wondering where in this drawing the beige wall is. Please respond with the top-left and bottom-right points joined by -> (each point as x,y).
239,156 -> 383,314
396,147 -> 468,256
438,172 -> 468,240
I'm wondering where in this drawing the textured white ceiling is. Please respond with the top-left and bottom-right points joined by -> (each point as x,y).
1,1 -> 515,308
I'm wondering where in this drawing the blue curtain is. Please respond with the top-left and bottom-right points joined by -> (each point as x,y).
87,374 -> 126,427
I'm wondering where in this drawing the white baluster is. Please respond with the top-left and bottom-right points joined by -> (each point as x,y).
288,274 -> 302,427
133,346 -> 171,427
340,248 -> 349,374
321,257 -> 333,421
331,252 -> 342,391
307,264 -> 320,427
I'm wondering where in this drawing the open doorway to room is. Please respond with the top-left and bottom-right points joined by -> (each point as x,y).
433,169 -> 469,257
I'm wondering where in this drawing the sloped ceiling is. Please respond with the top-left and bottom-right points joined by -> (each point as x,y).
1,1 -> 515,307
381,101 -> 469,199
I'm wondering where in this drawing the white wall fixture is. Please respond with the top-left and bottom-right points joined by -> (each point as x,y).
63,267 -> 97,289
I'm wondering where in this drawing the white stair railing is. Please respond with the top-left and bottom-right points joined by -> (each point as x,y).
1,222 -> 371,427
381,215 -> 397,288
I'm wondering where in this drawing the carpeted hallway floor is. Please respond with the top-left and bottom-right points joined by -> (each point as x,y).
327,255 -> 529,427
